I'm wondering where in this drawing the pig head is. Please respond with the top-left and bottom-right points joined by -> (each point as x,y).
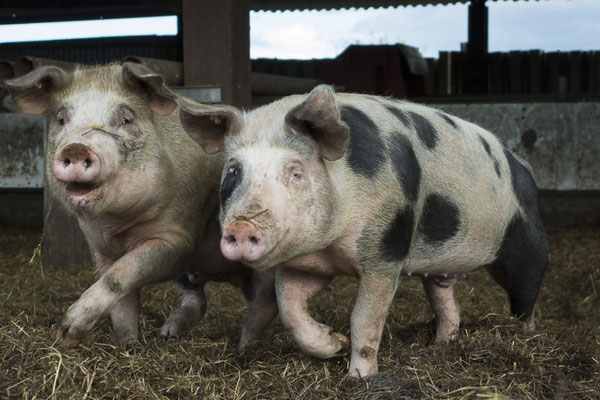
6,62 -> 178,217
176,89 -> 351,270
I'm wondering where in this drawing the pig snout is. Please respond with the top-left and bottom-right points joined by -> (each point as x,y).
221,220 -> 266,262
53,143 -> 101,184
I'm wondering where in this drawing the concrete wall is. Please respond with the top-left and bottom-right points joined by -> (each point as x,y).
0,113 -> 45,189
435,102 -> 600,191
1,102 -> 599,191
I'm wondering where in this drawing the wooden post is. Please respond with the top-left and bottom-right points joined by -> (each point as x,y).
42,118 -> 91,268
509,51 -> 522,95
527,50 -> 542,95
466,0 -> 488,94
181,0 -> 251,108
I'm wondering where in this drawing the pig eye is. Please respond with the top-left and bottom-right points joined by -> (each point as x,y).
227,166 -> 239,176
116,105 -> 136,127
56,111 -> 66,126
291,169 -> 302,179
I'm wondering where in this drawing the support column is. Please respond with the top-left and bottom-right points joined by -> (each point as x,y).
466,0 -> 488,94
182,0 -> 251,108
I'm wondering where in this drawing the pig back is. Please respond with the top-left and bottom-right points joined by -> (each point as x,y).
333,94 -> 534,274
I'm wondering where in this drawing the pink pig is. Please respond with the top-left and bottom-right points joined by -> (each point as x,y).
5,63 -> 277,348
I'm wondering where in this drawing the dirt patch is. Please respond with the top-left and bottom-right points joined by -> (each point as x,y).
0,226 -> 598,399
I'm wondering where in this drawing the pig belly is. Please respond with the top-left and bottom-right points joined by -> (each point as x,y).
402,219 -> 506,278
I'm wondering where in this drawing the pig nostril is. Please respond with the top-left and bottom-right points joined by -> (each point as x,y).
226,235 -> 237,245
83,159 -> 91,169
249,236 -> 259,245
63,159 -> 71,167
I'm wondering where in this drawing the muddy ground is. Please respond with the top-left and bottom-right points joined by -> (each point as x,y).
0,226 -> 598,399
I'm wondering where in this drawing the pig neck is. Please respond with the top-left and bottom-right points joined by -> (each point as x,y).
77,163 -> 180,259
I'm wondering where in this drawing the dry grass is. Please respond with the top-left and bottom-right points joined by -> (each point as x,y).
0,226 -> 598,399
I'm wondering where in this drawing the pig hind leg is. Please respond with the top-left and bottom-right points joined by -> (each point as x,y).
488,216 -> 548,329
421,277 -> 460,343
238,269 -> 278,349
160,274 -> 207,338
276,267 -> 350,359
110,289 -> 141,344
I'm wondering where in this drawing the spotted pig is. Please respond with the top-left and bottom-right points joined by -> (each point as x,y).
4,63 -> 277,347
175,85 -> 548,378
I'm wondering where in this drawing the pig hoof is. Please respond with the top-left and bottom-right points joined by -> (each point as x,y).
160,311 -> 196,338
55,327 -> 65,342
55,327 -> 82,348
159,321 -> 186,338
56,333 -> 81,348
238,337 -> 260,350
333,332 -> 350,354
115,333 -> 138,345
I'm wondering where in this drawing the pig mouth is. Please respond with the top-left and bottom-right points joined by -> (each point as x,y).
64,181 -> 101,199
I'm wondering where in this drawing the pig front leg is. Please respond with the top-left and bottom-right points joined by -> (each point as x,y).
421,277 -> 460,343
94,256 -> 142,344
348,273 -> 398,378
275,267 -> 350,359
56,240 -> 185,346
160,275 -> 207,338
110,289 -> 141,343
238,269 -> 278,349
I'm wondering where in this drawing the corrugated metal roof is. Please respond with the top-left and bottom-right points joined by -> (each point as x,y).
0,0 -> 555,25
249,0 -> 551,12
251,0 -> 466,11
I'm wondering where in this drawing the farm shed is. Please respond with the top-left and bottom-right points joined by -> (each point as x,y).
0,2 -> 598,398
1,0 -> 599,266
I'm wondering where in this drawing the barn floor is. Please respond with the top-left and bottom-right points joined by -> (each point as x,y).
0,226 -> 598,399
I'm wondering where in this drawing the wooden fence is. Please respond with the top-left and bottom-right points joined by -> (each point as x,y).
425,50 -> 600,99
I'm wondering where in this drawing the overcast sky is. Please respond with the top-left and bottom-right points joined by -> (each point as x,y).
0,0 -> 598,59
250,0 -> 600,58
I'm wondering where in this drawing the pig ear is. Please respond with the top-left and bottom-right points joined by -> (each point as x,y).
284,85 -> 349,161
176,97 -> 243,154
121,62 -> 177,116
4,65 -> 70,115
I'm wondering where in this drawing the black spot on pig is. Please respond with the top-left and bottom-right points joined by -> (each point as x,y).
494,160 -> 501,178
388,134 -> 421,203
493,151 -> 547,321
385,105 -> 411,127
479,136 -> 501,178
380,206 -> 415,261
493,215 -> 547,320
360,346 -> 376,358
340,105 -> 385,178
220,161 -> 243,208
479,136 -> 492,157
104,274 -> 122,294
436,111 -> 458,129
406,111 -> 438,149
419,194 -> 460,243
504,150 -> 538,211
